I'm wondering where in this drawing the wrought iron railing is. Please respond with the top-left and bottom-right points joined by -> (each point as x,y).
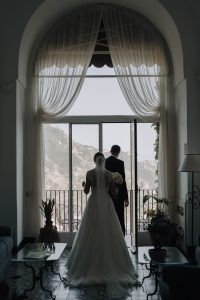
44,189 -> 156,235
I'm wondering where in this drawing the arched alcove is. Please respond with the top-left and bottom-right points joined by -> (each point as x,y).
20,0 -> 176,241
7,0 -> 199,249
18,0 -> 183,88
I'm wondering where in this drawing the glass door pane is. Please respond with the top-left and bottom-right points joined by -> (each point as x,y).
137,123 -> 157,245
130,121 -> 137,249
72,124 -> 99,232
103,123 -> 131,238
43,124 -> 69,231
103,123 -> 131,189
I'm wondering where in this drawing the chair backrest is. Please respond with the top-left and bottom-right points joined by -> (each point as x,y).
55,204 -> 82,231
0,227 -> 12,237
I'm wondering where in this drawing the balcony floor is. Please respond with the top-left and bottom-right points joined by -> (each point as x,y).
5,236 -> 161,300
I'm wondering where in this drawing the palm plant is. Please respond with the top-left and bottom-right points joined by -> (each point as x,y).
38,198 -> 60,242
40,198 -> 55,227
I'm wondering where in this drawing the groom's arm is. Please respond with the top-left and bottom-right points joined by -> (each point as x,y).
120,162 -> 129,205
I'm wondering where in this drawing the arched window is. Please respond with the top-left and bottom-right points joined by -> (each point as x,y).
26,4 -> 172,237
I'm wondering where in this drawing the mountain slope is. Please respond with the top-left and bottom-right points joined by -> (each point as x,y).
44,124 -> 157,190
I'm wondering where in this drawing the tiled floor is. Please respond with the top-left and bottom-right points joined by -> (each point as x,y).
4,241 -> 161,300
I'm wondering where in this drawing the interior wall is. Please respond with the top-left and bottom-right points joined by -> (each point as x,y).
0,0 -> 44,246
16,80 -> 25,246
174,75 -> 200,246
0,83 -> 17,243
160,0 -> 200,78
174,79 -> 188,248
186,77 -> 200,245
187,77 -> 200,154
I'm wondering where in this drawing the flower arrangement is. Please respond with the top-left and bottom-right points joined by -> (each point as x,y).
111,172 -> 123,185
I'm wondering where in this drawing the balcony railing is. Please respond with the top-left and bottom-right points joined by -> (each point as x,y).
44,189 -> 157,235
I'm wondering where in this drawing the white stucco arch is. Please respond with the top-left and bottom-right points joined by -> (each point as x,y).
15,0 -> 190,246
18,0 -> 183,88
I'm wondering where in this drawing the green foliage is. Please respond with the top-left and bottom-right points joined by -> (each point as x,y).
143,195 -> 170,208
143,194 -> 180,247
143,194 -> 172,233
151,122 -> 159,187
151,122 -> 159,161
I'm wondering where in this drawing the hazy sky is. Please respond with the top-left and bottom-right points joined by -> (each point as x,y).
71,123 -> 156,161
66,66 -> 156,161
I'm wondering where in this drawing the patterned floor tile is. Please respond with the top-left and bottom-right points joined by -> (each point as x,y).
4,246 -> 162,300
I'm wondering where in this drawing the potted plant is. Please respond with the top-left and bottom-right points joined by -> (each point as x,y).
143,195 -> 179,249
38,198 -> 60,243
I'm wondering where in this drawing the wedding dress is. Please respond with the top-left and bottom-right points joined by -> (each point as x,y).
65,157 -> 138,298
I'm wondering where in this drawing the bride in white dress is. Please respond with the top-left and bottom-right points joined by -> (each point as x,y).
65,152 -> 138,298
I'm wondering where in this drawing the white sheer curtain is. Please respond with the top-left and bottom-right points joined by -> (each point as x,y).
24,7 -> 102,237
24,4 -> 174,237
103,6 -> 173,201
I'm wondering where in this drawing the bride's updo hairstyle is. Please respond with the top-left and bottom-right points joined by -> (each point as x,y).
94,152 -> 105,188
93,152 -> 105,167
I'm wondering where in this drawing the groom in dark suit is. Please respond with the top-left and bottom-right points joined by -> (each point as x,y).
105,145 -> 129,236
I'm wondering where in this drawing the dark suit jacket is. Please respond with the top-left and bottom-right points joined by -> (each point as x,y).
105,155 -> 128,201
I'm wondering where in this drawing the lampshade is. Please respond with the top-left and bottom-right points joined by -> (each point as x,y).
178,154 -> 200,172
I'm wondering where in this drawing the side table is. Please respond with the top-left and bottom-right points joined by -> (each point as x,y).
11,243 -> 67,299
137,246 -> 188,300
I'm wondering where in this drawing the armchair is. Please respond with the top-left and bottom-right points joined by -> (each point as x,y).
0,226 -> 13,281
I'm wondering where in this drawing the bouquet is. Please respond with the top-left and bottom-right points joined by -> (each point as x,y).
111,172 -> 123,185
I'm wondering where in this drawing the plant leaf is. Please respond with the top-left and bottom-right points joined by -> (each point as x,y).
163,198 -> 170,205
143,195 -> 152,203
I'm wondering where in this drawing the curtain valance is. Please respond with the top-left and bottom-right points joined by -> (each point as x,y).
35,5 -> 170,74
36,6 -> 103,73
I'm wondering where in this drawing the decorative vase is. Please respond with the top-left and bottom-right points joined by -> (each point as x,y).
38,221 -> 60,243
149,247 -> 167,261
